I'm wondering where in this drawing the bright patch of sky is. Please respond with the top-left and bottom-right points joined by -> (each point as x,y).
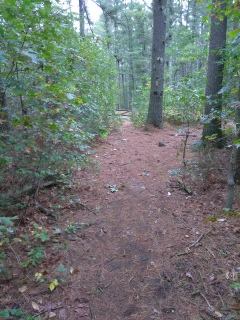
72,0 -> 102,22
68,0 -> 152,23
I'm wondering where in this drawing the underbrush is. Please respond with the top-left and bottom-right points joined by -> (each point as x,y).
0,182 -> 97,319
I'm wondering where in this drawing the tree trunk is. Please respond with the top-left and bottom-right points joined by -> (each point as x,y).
202,0 -> 227,147
0,77 -> 9,133
147,0 -> 167,128
226,128 -> 240,209
116,59 -> 121,110
79,0 -> 85,36
226,146 -> 235,210
234,107 -> 240,184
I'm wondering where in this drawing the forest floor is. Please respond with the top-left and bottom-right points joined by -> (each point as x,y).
2,120 -> 240,320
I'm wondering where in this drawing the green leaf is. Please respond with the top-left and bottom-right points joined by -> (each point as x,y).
0,309 -> 10,318
205,134 -> 218,140
0,156 -> 12,167
230,282 -> 240,289
48,123 -> 58,130
57,264 -> 67,273
0,308 -> 24,318
0,216 -> 18,227
233,139 -> 240,148
10,309 -> 24,316
228,28 -> 240,38
49,279 -> 59,291
21,259 -> 32,267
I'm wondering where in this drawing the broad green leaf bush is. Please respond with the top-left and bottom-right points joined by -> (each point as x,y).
164,73 -> 205,124
132,72 -> 205,127
132,80 -> 150,128
0,0 -> 118,211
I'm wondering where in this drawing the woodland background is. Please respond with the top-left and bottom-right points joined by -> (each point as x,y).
0,1 -> 240,318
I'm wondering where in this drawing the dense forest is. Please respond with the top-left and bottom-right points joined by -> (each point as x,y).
0,0 -> 240,319
0,0 -> 239,210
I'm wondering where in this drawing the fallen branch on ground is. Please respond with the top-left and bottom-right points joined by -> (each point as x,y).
0,180 -> 59,208
177,178 -> 192,194
177,229 -> 212,257
188,229 -> 212,249
35,202 -> 58,217
79,203 -> 97,215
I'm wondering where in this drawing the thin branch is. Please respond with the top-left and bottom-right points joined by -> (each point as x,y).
188,229 -> 212,248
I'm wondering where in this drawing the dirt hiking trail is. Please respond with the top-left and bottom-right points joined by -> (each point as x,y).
2,121 -> 240,320
57,121 -> 240,320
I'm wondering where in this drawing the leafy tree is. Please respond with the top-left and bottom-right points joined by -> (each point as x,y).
128,0 -> 210,126
0,0 -> 118,210
95,0 -> 152,110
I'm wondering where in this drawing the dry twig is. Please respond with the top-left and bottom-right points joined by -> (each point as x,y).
35,202 -> 57,217
188,229 -> 212,249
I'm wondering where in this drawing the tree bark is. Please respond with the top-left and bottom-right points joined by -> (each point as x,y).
226,146 -> 236,210
226,127 -> 240,209
234,108 -> 240,183
0,77 -> 9,133
202,0 -> 227,147
147,0 -> 167,128
79,0 -> 85,36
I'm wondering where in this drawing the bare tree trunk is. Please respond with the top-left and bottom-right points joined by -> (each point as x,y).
84,4 -> 94,35
116,59 -> 121,109
125,12 -> 134,110
234,107 -> 240,184
0,76 -> 9,133
79,0 -> 85,36
226,152 -> 235,209
226,128 -> 240,209
202,0 -> 227,147
147,0 -> 167,128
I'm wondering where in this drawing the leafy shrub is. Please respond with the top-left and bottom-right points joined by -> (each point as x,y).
132,80 -> 150,128
0,0 -> 118,211
164,73 -> 205,123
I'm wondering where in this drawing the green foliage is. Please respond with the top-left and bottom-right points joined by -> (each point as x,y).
49,278 -> 59,291
233,139 -> 240,148
205,215 -> 219,222
0,0 -> 118,212
31,223 -> 50,242
65,221 -> 92,234
65,222 -> 77,234
57,264 -> 67,273
164,73 -> 205,124
0,216 -> 18,250
230,282 -> 240,289
132,72 -> 206,126
96,1 -> 152,110
0,252 -> 7,274
132,80 -> 150,127
0,309 -> 42,320
22,246 -> 45,266
0,216 -> 18,233
0,309 -> 24,318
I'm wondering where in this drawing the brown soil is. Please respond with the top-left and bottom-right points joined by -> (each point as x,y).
1,121 -> 240,320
